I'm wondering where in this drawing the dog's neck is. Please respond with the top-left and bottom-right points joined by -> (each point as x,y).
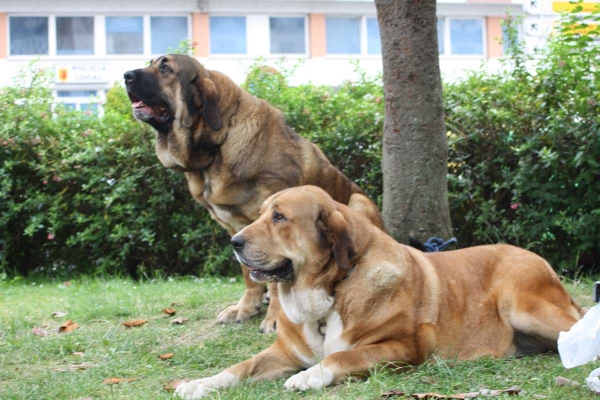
278,282 -> 334,325
278,257 -> 352,325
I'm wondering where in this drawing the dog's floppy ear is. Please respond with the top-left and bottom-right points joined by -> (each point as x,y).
317,209 -> 356,270
197,76 -> 223,131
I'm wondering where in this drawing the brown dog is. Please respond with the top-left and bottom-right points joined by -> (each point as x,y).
175,185 -> 583,399
123,55 -> 384,332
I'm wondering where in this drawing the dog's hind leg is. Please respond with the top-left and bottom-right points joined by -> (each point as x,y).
508,281 -> 582,356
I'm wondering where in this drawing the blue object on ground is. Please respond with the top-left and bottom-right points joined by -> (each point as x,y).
422,237 -> 457,252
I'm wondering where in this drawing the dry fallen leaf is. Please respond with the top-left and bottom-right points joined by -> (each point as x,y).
58,320 -> 79,333
555,376 -> 580,387
164,380 -> 187,391
32,327 -> 48,337
103,377 -> 137,385
163,307 -> 176,315
171,317 -> 189,325
494,385 -> 521,396
51,362 -> 94,372
72,351 -> 85,357
159,353 -> 174,360
52,311 -> 67,318
121,319 -> 148,328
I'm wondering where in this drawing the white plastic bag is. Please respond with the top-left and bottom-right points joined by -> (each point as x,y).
587,367 -> 600,393
558,304 -> 600,369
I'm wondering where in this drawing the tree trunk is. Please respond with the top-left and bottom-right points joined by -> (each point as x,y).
375,0 -> 452,244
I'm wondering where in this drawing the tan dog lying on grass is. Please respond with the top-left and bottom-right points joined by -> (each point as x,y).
175,186 -> 583,399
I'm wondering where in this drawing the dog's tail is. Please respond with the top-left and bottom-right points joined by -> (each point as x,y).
408,237 -> 426,252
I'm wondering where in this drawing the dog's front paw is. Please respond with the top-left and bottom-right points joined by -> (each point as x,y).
174,379 -> 210,399
174,372 -> 238,399
217,289 -> 263,324
284,364 -> 334,391
259,315 -> 277,334
217,303 -> 260,324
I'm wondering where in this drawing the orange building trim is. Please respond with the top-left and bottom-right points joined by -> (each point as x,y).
309,14 -> 326,58
486,16 -> 503,58
0,14 -> 7,59
192,13 -> 209,58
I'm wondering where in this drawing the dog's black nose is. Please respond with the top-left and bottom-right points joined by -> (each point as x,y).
230,236 -> 245,250
123,70 -> 136,83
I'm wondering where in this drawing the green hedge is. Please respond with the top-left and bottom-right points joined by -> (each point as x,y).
445,9 -> 600,271
0,66 -> 234,278
1,7 -> 598,277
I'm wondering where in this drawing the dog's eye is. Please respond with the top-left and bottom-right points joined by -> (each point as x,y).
273,212 -> 286,222
159,63 -> 171,73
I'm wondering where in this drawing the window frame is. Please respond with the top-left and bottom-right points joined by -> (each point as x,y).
7,15 -> 51,57
324,16 -> 382,58
55,16 -> 96,56
104,15 -> 146,56
7,14 -> 191,60
438,16 -> 487,58
149,15 -> 192,56
267,15 -> 309,58
325,16 -> 362,56
53,89 -> 105,116
208,15 -> 248,57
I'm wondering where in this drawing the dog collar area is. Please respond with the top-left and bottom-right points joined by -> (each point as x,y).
335,264 -> 357,285
318,320 -> 326,336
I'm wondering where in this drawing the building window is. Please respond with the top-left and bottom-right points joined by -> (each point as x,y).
210,16 -> 247,54
438,18 -> 485,56
9,16 -> 49,55
151,16 -> 188,54
326,17 -> 361,54
56,17 -> 94,55
450,19 -> 484,55
56,90 -> 99,113
106,16 -> 144,55
270,17 -> 306,54
366,17 -> 381,55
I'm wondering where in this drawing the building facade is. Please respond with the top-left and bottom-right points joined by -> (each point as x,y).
0,0 -> 576,110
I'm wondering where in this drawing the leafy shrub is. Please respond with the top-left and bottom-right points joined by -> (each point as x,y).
445,5 -> 600,271
0,65 -> 234,278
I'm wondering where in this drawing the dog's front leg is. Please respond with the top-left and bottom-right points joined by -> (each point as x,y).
284,340 -> 417,391
260,283 -> 281,333
217,265 -> 266,324
176,341 -> 302,399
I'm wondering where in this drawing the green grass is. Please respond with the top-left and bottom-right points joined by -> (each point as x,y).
0,277 -> 598,399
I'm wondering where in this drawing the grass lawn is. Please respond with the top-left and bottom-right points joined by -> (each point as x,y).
0,276 -> 598,400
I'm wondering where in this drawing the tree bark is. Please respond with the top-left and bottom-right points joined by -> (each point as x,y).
375,0 -> 452,244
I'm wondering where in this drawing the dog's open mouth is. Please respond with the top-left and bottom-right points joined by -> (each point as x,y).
128,91 -> 171,123
246,259 -> 294,283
